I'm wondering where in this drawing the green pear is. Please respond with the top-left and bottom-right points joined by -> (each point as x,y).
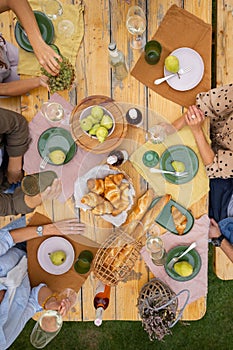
173,261 -> 193,277
100,114 -> 113,129
80,117 -> 93,131
49,250 -> 67,266
91,106 -> 104,122
86,114 -> 96,125
165,55 -> 179,73
96,126 -> 108,143
89,123 -> 100,136
171,160 -> 185,172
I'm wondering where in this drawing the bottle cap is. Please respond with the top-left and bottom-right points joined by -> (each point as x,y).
107,155 -> 118,165
108,42 -> 116,51
94,307 -> 104,327
125,108 -> 143,127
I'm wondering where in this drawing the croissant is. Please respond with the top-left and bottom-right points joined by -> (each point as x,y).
104,176 -> 121,204
92,200 -> 114,215
81,192 -> 104,207
87,178 -> 104,194
108,173 -> 124,186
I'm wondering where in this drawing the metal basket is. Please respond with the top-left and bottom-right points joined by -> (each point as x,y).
93,226 -> 143,286
137,278 -> 190,341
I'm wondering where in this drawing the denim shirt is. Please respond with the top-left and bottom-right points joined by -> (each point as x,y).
0,229 -> 45,350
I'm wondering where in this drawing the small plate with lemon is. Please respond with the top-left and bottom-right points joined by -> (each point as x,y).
160,145 -> 199,184
38,127 -> 77,166
165,245 -> 201,282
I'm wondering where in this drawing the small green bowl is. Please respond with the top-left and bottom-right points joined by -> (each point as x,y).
142,150 -> 159,167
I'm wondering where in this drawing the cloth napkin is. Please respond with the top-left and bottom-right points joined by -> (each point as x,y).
23,93 -> 107,202
131,4 -> 212,107
141,214 -> 210,306
17,0 -> 84,76
27,212 -> 99,293
130,127 -> 209,208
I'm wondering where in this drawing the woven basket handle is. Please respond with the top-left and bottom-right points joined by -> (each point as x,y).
169,289 -> 190,328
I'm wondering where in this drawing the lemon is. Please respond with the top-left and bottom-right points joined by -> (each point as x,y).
171,160 -> 185,173
49,150 -> 66,165
174,261 -> 193,277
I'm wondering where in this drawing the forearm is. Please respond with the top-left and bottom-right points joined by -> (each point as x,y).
38,286 -> 55,308
221,239 -> 233,263
191,128 -> 215,166
2,0 -> 43,45
172,113 -> 187,131
10,224 -> 58,243
0,78 -> 44,96
8,155 -> 23,172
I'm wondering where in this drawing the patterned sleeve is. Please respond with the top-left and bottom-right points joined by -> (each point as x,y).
206,150 -> 233,178
196,83 -> 233,119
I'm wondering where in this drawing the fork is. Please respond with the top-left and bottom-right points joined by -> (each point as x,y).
154,66 -> 192,85
40,155 -> 49,170
149,168 -> 188,177
167,242 -> 197,269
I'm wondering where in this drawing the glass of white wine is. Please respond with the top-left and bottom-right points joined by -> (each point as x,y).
126,6 -> 146,50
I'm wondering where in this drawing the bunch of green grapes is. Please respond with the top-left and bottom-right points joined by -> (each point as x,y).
41,57 -> 75,94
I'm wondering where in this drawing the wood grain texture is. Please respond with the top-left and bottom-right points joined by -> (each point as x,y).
0,0 -> 216,323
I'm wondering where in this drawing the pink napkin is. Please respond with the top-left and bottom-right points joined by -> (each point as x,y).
23,94 -> 107,202
141,214 -> 210,307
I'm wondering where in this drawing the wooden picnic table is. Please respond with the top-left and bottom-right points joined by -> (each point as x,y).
0,0 -> 232,324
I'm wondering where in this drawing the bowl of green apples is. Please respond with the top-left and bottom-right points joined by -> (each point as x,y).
79,105 -> 115,143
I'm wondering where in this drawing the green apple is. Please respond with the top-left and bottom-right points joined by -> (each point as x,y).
80,117 -> 93,131
100,114 -> 113,130
96,126 -> 108,143
91,106 -> 104,122
49,250 -> 66,266
165,55 -> 179,73
89,123 -> 100,135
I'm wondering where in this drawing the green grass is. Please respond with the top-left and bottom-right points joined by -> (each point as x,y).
10,247 -> 233,350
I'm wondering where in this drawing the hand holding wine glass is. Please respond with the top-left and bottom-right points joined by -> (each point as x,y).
126,6 -> 146,49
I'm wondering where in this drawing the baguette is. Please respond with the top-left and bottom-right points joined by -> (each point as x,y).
122,188 -> 154,234
134,194 -> 172,240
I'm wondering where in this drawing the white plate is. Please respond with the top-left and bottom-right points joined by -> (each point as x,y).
37,237 -> 75,275
164,47 -> 204,91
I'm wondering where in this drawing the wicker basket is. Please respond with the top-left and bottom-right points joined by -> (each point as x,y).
137,278 -> 190,341
93,226 -> 143,286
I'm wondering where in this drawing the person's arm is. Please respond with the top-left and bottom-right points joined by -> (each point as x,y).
209,218 -> 233,263
9,219 -> 86,244
0,76 -> 49,96
38,286 -> 71,317
0,0 -> 62,75
172,105 -> 215,166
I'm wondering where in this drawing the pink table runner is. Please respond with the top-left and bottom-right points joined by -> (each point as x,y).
141,214 -> 210,306
23,94 -> 107,202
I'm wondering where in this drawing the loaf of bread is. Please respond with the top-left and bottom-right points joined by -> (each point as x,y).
134,194 -> 172,240
122,188 -> 154,234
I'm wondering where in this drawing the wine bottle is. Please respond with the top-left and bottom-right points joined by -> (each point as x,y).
94,281 -> 111,326
108,42 -> 128,81
106,150 -> 129,166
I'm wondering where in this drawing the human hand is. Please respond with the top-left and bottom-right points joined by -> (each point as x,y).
51,219 -> 86,236
184,105 -> 205,133
33,41 -> 62,76
39,75 -> 49,89
7,169 -> 23,184
209,218 -> 221,239
45,297 -> 71,317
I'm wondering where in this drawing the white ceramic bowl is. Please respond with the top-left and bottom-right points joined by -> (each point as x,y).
79,105 -> 115,139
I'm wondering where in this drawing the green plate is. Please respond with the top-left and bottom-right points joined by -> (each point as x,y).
165,245 -> 201,282
149,197 -> 194,235
15,11 -> 54,52
160,145 -> 199,184
38,127 -> 77,166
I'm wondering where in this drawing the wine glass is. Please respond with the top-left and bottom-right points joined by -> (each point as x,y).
30,288 -> 78,349
126,6 -> 146,50
41,0 -> 63,21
